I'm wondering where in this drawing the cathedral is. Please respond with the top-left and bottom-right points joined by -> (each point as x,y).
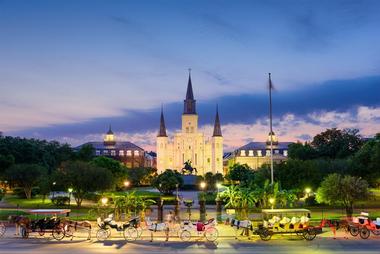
156,72 -> 223,175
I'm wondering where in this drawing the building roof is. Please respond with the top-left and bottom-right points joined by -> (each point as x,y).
106,125 -> 114,135
76,141 -> 144,151
236,141 -> 292,151
183,70 -> 196,114
157,106 -> 167,137
212,105 -> 222,137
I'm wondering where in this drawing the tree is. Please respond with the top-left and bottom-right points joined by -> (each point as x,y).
5,164 -> 46,199
91,156 -> 127,189
312,128 -> 363,159
0,154 -> 15,179
226,163 -> 254,185
55,161 -> 114,207
126,167 -> 157,187
220,185 -> 241,209
316,173 -> 369,217
204,172 -> 224,191
350,133 -> 380,187
152,170 -> 183,195
288,142 -> 318,160
76,144 -> 95,161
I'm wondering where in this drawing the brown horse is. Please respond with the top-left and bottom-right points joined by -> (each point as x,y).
62,219 -> 92,240
8,215 -> 30,236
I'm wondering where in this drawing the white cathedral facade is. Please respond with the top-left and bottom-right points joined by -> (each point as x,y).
156,73 -> 223,175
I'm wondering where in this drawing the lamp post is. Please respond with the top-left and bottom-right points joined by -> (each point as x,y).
216,183 -> 223,223
199,182 -> 207,221
124,180 -> 130,190
305,188 -> 311,198
101,197 -> 108,206
52,182 -> 56,199
269,197 -> 275,210
68,188 -> 73,208
175,183 -> 180,218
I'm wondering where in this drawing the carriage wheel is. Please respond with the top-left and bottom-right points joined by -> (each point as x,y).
96,229 -> 109,241
52,228 -> 65,241
349,226 -> 359,237
20,227 -> 29,239
124,227 -> 138,241
136,227 -> 143,238
303,229 -> 317,241
0,223 -> 6,238
205,227 -> 219,242
259,229 -> 272,241
359,228 -> 370,239
180,230 -> 191,241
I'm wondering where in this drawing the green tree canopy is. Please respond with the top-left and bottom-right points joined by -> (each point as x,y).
91,156 -> 127,189
226,163 -> 254,185
5,164 -> 47,199
76,144 -> 95,161
316,173 -> 369,217
349,133 -> 380,187
152,169 -> 183,195
312,128 -> 363,159
54,161 -> 114,207
288,142 -> 318,160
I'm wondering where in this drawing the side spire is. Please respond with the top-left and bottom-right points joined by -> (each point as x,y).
212,104 -> 222,137
184,68 -> 196,114
158,105 -> 167,137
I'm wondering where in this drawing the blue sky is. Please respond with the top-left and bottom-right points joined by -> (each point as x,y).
1,0 -> 380,151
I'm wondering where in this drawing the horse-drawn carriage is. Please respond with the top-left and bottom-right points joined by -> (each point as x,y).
96,214 -> 140,241
20,209 -> 70,240
349,212 -> 380,239
230,209 -> 322,241
179,218 -> 219,242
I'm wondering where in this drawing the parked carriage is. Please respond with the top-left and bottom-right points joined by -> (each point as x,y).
229,209 -> 322,241
349,212 -> 380,239
179,218 -> 219,242
96,214 -> 140,241
20,209 -> 70,241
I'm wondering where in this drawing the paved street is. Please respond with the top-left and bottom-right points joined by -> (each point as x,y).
1,226 -> 380,254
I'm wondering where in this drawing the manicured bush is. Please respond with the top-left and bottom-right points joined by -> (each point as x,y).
51,196 -> 70,206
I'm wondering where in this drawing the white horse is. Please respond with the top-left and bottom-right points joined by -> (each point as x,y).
145,217 -> 169,242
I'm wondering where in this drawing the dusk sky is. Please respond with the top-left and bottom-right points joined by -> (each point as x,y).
1,0 -> 380,151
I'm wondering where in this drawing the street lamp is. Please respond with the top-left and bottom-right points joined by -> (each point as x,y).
305,187 -> 311,198
101,197 -> 108,206
124,180 -> 130,188
269,197 -> 275,210
52,182 -> 56,199
216,183 -> 222,198
68,188 -> 73,208
200,181 -> 206,190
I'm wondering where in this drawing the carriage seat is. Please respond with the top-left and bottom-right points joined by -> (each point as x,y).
268,216 -> 280,225
300,216 -> 310,225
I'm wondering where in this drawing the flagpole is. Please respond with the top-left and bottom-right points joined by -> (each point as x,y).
269,73 -> 274,185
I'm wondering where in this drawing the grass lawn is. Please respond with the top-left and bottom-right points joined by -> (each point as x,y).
0,209 -> 29,220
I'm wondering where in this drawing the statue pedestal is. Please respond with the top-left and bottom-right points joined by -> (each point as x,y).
181,175 -> 198,186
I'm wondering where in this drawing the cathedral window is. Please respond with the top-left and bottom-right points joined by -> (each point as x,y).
190,127 -> 194,132
240,150 -> 246,156
126,150 -> 132,156
248,150 -> 254,156
207,158 -> 210,163
186,127 -> 189,133
195,154 -> 197,164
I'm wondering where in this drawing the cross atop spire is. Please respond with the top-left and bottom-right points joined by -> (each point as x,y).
158,105 -> 167,137
184,69 -> 196,114
212,104 -> 222,137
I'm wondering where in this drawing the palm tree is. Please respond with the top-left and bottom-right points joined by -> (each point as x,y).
238,187 -> 258,219
220,185 -> 241,209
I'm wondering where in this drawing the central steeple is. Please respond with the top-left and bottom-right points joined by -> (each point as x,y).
183,69 -> 196,114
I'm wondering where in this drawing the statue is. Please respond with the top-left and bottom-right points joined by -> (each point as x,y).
181,160 -> 197,175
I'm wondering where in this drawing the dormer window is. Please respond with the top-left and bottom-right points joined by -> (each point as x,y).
240,150 -> 246,156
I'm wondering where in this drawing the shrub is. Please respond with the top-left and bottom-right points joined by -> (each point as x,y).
304,196 -> 317,206
51,196 -> 70,207
0,188 -> 5,201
